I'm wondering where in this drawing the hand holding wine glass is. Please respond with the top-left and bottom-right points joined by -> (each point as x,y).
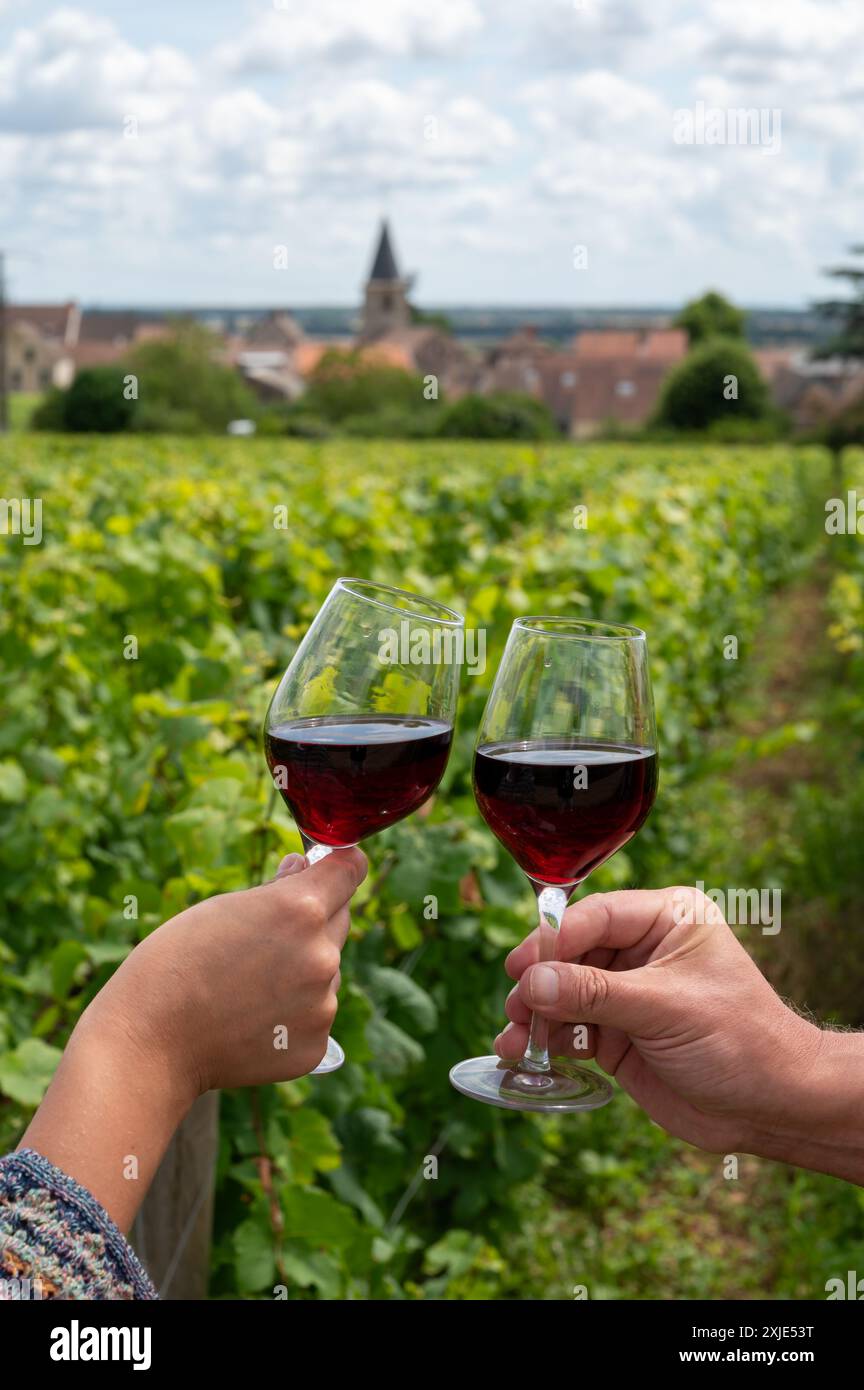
265,577 -> 464,1074
494,885 -> 864,1185
451,617 -> 658,1112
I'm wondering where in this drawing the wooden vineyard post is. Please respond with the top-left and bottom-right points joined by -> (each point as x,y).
131,1091 -> 220,1300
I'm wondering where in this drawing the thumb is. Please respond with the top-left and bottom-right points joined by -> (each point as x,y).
522,960 -> 666,1034
272,852 -> 306,880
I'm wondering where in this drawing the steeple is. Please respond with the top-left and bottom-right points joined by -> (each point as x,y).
368,220 -> 400,282
360,219 -> 411,341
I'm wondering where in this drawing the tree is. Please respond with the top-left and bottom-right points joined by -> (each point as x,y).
33,367 -> 136,433
435,392 -> 559,440
674,291 -> 747,346
813,245 -> 864,360
125,323 -> 259,432
300,349 -> 427,423
653,338 -> 770,431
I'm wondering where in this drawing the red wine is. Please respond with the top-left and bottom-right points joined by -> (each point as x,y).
474,739 -> 658,886
265,715 -> 453,847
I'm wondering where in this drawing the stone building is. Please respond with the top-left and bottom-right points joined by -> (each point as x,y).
480,325 -> 688,435
6,303 -> 80,391
359,220 -> 412,342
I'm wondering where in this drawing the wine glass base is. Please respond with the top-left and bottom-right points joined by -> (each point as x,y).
310,1037 -> 345,1076
449,1054 -> 613,1113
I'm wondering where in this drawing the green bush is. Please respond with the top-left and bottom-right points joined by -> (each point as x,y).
33,327 -> 261,435
130,401 -> 203,435
706,415 -> 787,443
126,323 -> 260,433
301,350 -> 428,423
342,404 -> 441,438
654,338 -> 771,431
282,412 -> 332,439
33,368 -> 136,433
435,392 -> 558,440
31,389 -> 68,431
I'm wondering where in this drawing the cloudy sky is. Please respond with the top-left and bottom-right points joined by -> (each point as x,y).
0,0 -> 861,307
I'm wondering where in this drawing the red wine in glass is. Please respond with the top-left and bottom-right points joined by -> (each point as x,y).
450,616 -> 658,1113
264,577 -> 464,1075
265,715 -> 453,848
473,739 -> 658,887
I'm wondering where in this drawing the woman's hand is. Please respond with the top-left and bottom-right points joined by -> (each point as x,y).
88,847 -> 367,1094
498,886 -> 864,1183
22,848 -> 367,1229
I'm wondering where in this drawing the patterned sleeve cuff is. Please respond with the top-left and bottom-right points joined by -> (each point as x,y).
0,1148 -> 158,1300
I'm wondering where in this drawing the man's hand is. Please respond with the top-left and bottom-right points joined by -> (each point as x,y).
498,886 -> 864,1183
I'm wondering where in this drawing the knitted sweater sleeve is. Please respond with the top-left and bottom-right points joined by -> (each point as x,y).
0,1148 -> 157,1300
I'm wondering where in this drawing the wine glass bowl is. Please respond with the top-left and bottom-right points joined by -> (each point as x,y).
265,577 -> 464,1073
450,617 -> 658,1112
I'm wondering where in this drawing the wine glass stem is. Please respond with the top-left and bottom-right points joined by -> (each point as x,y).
520,886 -> 568,1074
298,835 -> 343,1075
301,835 -> 332,866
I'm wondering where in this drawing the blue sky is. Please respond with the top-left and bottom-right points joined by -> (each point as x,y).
0,0 -> 861,307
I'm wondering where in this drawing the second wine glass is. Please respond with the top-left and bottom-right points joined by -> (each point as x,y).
265,577 -> 464,1075
450,617 -> 658,1112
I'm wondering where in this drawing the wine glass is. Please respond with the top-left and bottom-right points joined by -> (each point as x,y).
265,577 -> 464,1075
450,617 -> 658,1112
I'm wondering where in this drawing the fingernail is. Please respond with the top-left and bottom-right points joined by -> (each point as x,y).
530,965 -> 559,1005
499,1022 -> 515,1039
276,853 -> 305,878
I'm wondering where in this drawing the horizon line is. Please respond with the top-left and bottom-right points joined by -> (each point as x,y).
10,300 -> 821,315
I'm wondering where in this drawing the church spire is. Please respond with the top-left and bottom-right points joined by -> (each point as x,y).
368,219 -> 400,282
360,218 -> 411,341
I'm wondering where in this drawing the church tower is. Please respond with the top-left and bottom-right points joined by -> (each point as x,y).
360,219 -> 411,341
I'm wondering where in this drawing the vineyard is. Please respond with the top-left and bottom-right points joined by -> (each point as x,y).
1,436 -> 862,1299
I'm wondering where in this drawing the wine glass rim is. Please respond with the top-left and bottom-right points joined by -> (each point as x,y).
514,615 -> 646,641
335,577 -> 465,627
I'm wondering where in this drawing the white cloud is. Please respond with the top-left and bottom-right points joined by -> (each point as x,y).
215,0 -> 484,74
286,80 -> 515,196
514,47 -> 858,291
0,8 -> 196,132
1,0 -> 863,304
0,7 -> 513,300
690,0 -> 864,156
701,0 -> 864,68
522,71 -> 667,142
508,0 -> 687,71
202,90 -> 283,152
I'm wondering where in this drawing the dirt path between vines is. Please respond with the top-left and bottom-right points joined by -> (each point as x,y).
731,565 -> 835,795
